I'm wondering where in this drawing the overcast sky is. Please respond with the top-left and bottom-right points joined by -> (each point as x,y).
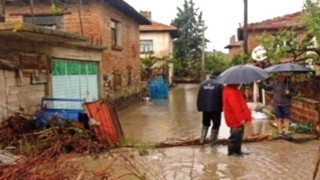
124,0 -> 306,53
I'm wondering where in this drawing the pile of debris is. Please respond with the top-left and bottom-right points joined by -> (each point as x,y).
0,100 -> 123,179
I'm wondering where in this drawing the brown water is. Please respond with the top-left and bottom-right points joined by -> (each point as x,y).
117,84 -> 320,179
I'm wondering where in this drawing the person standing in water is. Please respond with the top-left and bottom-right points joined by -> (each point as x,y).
197,72 -> 223,146
223,84 -> 251,156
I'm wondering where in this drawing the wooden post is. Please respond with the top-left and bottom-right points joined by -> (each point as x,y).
30,0 -> 35,24
77,0 -> 84,35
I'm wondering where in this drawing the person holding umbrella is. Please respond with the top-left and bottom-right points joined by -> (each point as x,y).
259,74 -> 296,138
215,64 -> 269,156
223,84 -> 252,156
197,72 -> 223,146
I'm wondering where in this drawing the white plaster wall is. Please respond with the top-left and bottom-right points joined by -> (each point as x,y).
140,32 -> 173,58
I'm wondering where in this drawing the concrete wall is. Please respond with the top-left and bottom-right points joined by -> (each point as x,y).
0,37 -> 102,120
0,69 -> 45,119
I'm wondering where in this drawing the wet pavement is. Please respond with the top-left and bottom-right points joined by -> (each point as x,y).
118,84 -> 320,179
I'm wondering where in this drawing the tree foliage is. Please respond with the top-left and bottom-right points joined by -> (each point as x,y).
171,0 -> 205,71
205,50 -> 229,73
229,52 -> 251,66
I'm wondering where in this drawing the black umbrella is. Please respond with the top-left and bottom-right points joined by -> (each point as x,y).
264,63 -> 313,73
215,64 -> 269,84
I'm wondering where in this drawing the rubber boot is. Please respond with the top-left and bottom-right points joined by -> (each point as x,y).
210,129 -> 219,147
199,126 -> 209,145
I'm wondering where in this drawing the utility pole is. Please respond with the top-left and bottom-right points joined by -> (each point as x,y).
77,0 -> 84,35
201,20 -> 205,72
243,0 -> 248,58
0,0 -> 5,22
30,0 -> 35,24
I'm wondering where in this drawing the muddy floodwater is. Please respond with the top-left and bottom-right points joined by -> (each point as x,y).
118,84 -> 319,180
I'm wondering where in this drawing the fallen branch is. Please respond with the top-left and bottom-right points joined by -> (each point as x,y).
154,135 -> 270,148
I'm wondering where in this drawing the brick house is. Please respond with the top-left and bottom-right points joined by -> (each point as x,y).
224,35 -> 243,60
139,11 -> 178,85
225,12 -> 304,60
0,22 -> 103,120
225,11 -> 320,126
4,0 -> 151,109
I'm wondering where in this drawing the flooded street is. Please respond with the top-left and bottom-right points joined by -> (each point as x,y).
118,84 -> 319,179
119,84 -> 230,142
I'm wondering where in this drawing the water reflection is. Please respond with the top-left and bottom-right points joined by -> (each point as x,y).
118,84 -> 319,179
119,84 -> 208,142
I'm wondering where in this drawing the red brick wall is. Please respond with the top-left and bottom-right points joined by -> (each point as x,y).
265,92 -> 320,125
5,1 -> 143,104
246,30 -> 307,54
228,47 -> 242,59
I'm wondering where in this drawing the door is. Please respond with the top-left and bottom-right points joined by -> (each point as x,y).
52,59 -> 99,104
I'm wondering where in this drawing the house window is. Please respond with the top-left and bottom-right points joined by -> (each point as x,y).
140,40 -> 153,53
111,20 -> 122,49
23,15 -> 63,30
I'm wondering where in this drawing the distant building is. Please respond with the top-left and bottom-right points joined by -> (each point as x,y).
139,11 -> 178,85
224,35 -> 243,60
225,12 -> 304,60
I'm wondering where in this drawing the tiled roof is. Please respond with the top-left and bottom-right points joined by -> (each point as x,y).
140,21 -> 178,37
106,0 -> 151,25
140,21 -> 177,32
239,11 -> 304,31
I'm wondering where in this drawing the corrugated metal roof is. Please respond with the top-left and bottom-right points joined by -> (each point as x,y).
83,100 -> 123,145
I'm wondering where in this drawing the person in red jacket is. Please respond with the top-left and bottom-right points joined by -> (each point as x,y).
223,84 -> 252,156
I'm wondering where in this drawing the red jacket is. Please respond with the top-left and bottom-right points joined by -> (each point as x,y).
223,85 -> 251,128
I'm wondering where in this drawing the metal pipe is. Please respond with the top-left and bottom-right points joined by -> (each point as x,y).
201,21 -> 205,71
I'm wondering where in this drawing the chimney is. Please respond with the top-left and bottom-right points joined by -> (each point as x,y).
230,35 -> 236,44
140,11 -> 152,20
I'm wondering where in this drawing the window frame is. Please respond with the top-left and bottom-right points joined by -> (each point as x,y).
140,40 -> 154,54
23,15 -> 64,30
111,19 -> 122,50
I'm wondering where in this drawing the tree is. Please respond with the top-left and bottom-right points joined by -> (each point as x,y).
205,50 -> 229,73
171,0 -> 205,73
257,30 -> 313,64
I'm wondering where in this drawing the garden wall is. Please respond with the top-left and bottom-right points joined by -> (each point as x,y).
265,92 -> 320,126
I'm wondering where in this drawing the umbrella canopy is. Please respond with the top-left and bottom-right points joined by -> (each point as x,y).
264,63 -> 313,73
215,64 -> 269,84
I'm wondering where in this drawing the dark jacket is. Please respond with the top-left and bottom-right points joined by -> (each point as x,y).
197,77 -> 223,112
260,80 -> 296,106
